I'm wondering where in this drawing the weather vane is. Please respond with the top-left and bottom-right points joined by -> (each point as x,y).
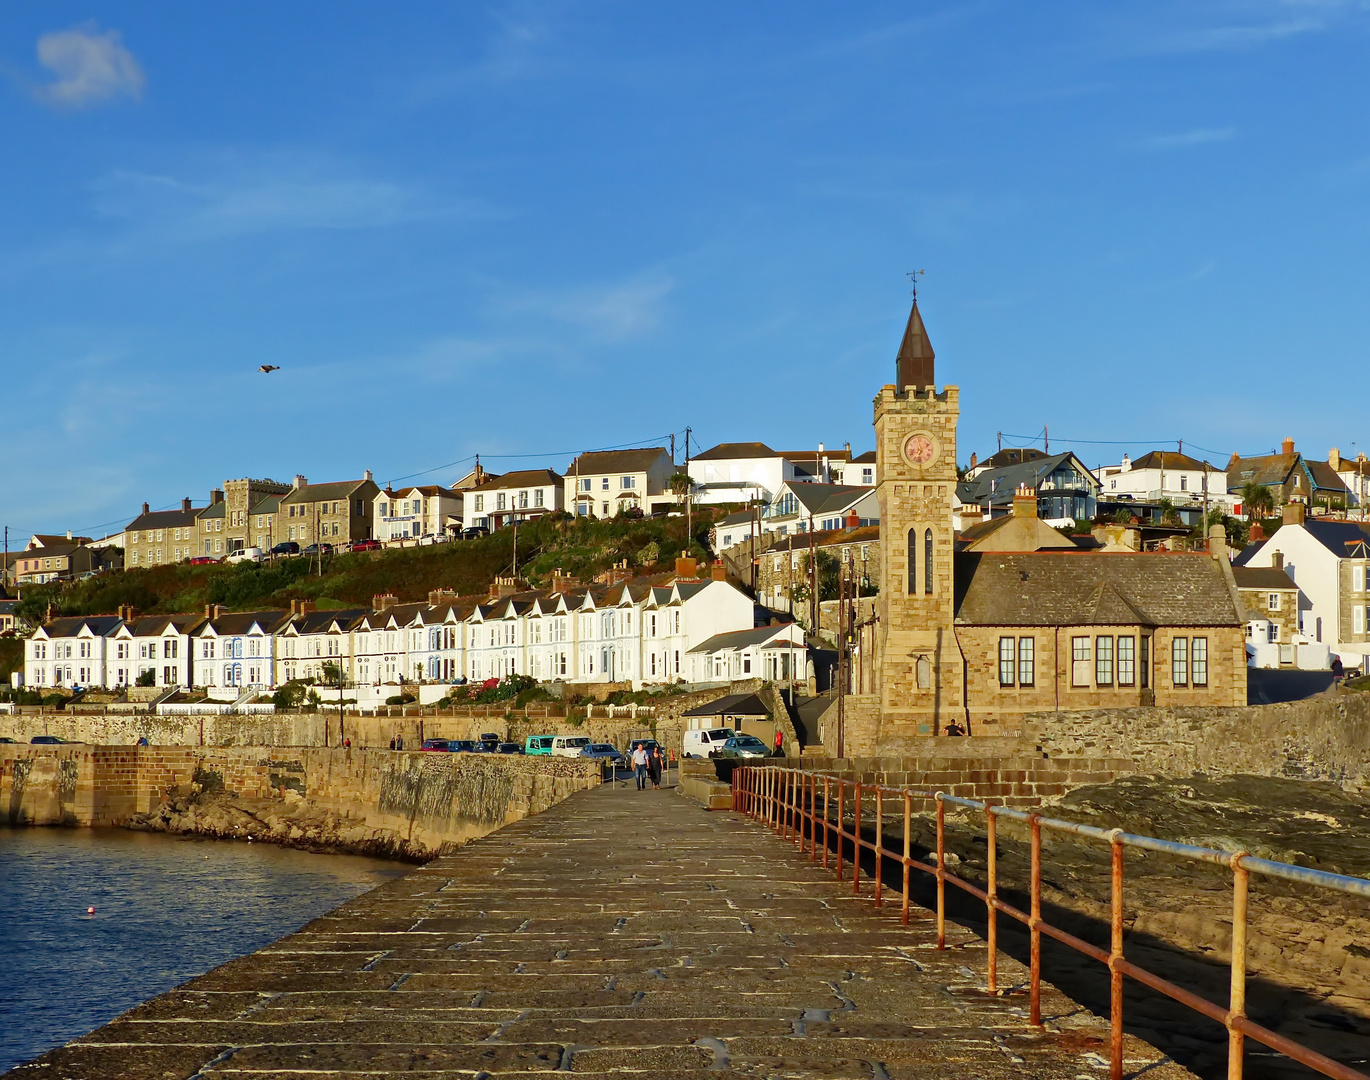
906,268 -> 925,300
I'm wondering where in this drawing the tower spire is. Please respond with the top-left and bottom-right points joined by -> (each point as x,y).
895,295 -> 935,392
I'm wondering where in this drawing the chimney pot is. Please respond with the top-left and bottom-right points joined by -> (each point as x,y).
363,469 -> 373,482
1282,437 -> 1295,457
711,563 -> 726,581
182,498 -> 192,512
1330,447 -> 1342,472
1282,502 -> 1306,526
294,475 -> 307,489
1272,550 -> 1284,570
142,502 -> 149,515
674,556 -> 698,580
1012,484 -> 1038,519
1248,523 -> 1266,542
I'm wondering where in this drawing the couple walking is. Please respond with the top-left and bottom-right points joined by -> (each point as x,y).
631,744 -> 664,790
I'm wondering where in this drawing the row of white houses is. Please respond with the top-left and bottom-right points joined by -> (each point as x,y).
21,577 -> 806,694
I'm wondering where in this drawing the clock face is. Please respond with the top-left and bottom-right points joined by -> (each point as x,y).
902,431 -> 939,468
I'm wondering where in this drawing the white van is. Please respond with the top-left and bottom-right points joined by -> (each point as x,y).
550,735 -> 591,757
682,727 -> 736,759
226,547 -> 263,565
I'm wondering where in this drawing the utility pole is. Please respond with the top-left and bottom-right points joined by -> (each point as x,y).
684,427 -> 692,556
808,513 -> 817,636
836,565 -> 846,758
787,533 -> 795,701
749,497 -> 757,595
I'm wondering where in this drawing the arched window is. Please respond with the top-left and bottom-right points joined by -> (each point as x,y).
924,529 -> 934,594
907,528 -> 918,594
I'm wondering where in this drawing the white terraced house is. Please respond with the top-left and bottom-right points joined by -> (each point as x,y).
20,574 -> 771,693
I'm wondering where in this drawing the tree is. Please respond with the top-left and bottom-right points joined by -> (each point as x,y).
135,670 -> 156,687
1241,482 -> 1274,523
321,661 -> 343,687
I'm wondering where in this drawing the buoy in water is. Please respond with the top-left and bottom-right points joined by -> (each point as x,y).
86,906 -> 95,914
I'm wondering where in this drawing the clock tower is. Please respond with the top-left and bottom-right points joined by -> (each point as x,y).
872,299 -> 963,738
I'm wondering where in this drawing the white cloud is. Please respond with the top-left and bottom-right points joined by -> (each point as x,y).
1136,127 -> 1238,151
35,23 -> 144,108
502,277 -> 675,343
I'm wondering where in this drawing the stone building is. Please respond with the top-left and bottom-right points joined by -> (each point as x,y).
224,477 -> 292,552
753,524 -> 880,616
1232,562 -> 1300,663
840,298 -> 1247,754
124,499 -> 203,569
278,473 -> 381,546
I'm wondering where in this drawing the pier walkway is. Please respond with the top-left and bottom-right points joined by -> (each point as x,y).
11,783 -> 1193,1079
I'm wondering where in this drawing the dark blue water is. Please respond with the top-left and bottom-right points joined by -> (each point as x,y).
0,827 -> 408,1073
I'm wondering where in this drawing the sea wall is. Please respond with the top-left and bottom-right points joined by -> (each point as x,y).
0,745 -> 599,859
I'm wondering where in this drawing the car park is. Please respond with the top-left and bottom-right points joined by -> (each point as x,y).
420,738 -> 451,752
682,727 -> 736,759
271,541 -> 301,556
226,547 -> 263,565
551,735 -> 591,757
524,735 -> 555,755
714,735 -> 770,760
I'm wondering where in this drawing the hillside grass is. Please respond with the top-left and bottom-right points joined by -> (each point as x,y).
15,511 -> 723,621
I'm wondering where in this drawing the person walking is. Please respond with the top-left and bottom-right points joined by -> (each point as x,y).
648,745 -> 664,789
631,743 -> 650,790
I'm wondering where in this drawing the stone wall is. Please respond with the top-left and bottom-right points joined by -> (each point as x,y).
0,745 -> 599,858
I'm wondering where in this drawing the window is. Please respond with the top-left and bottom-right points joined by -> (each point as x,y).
497,493 -> 507,511
621,476 -> 635,489
1096,636 -> 1114,685
1268,593 -> 1281,611
1355,566 -> 1366,593
1018,637 -> 1035,686
1172,637 -> 1189,686
580,478 -> 592,492
998,638 -> 1016,686
534,488 -> 544,507
1180,476 -> 1188,491
602,502 -> 609,516
1355,606 -> 1365,635
1268,623 -> 1279,643
907,528 -> 917,594
475,495 -> 484,512
924,529 -> 933,594
1117,635 -> 1135,686
1071,637 -> 1091,686
916,655 -> 931,689
1191,637 -> 1208,686
862,468 -> 873,483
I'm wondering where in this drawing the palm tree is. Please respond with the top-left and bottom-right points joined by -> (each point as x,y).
1241,481 -> 1274,523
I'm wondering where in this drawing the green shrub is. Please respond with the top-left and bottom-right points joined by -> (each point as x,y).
385,693 -> 416,706
272,681 -> 308,709
135,670 -> 156,687
41,693 -> 66,707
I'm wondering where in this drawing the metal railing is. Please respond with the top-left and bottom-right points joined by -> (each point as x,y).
731,765 -> 1370,1080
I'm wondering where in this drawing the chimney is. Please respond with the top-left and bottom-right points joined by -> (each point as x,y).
203,604 -> 224,620
969,451 -> 978,470
142,502 -> 149,515
363,469 -> 373,482
960,505 -> 984,527
1120,453 -> 1131,472
1282,437 -> 1295,457
675,556 -> 698,580
1228,452 -> 1240,469
210,489 -> 224,505
1282,502 -> 1306,526
1249,523 -> 1266,542
711,562 -> 726,581
66,529 -> 73,540
181,498 -> 192,512
373,593 -> 397,612
427,588 -> 457,607
117,604 -> 138,622
1330,447 -> 1341,472
1272,550 -> 1284,570
289,599 -> 315,617
845,509 -> 860,531
1208,523 -> 1228,561
294,475 -> 307,489
844,442 -> 851,455
1012,483 -> 1038,519
550,569 -> 577,595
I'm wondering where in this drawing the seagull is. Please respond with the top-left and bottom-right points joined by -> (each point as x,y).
259,365 -> 280,373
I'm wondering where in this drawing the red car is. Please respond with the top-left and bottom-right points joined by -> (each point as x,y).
350,538 -> 381,551
187,556 -> 220,565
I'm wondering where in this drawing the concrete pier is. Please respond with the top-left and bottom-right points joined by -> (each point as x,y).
7,784 -> 1194,1078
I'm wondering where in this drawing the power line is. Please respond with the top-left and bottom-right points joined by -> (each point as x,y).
995,432 -> 1266,458
386,434 -> 675,487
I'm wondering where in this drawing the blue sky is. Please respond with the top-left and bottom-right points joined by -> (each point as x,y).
3,2 -> 1369,540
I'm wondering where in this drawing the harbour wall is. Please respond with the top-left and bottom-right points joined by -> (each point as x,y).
0,745 -> 600,859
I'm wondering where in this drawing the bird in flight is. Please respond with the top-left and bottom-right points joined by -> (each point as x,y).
259,365 -> 280,373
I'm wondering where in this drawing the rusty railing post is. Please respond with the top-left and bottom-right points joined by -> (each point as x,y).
874,786 -> 884,906
1229,853 -> 1250,1080
1029,813 -> 1043,1026
1109,830 -> 1125,1080
902,790 -> 912,925
935,794 -> 946,950
852,783 -> 863,893
820,776 -> 830,867
986,805 -> 998,995
835,781 -> 845,880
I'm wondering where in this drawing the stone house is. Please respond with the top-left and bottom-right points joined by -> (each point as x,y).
278,473 -> 381,546
222,477 -> 292,552
10,541 -> 116,584
564,448 -> 675,519
464,469 -> 563,531
1232,563 -> 1301,666
1227,440 -> 1351,510
247,493 -> 285,552
753,525 -> 880,616
124,500 -> 203,569
1330,447 -> 1370,508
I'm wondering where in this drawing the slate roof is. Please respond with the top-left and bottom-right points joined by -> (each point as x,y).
566,448 -> 670,475
39,615 -> 124,638
681,692 -> 770,717
975,448 -> 1046,472
1129,451 -> 1216,472
1226,453 -> 1298,491
249,494 -> 284,515
1305,459 -> 1351,497
758,525 -> 880,556
781,483 -> 872,516
959,451 -> 1095,509
1231,566 -> 1299,591
849,450 -> 876,464
199,501 -> 225,519
281,479 -> 375,505
198,611 -> 292,635
125,507 -> 201,532
30,534 -> 92,548
954,552 -> 1241,627
693,442 -> 777,461
688,626 -> 794,654
128,614 -> 206,637
470,469 -> 562,491
289,609 -> 368,634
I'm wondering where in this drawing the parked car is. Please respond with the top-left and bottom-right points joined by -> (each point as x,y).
550,735 -> 591,757
627,738 -> 662,757
30,735 -> 70,745
496,742 -> 522,754
524,735 -> 555,755
682,727 -> 735,759
301,542 -> 334,557
479,732 -> 500,744
271,541 -> 301,556
578,743 -> 625,768
0,736 -> 18,744
469,740 -> 498,753
350,538 -> 381,552
226,547 -> 263,565
714,735 -> 770,760
448,739 -> 477,753
420,738 -> 451,752
461,526 -> 490,540
187,555 -> 220,566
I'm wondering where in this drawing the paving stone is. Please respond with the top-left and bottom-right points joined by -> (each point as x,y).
6,785 -> 1195,1079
